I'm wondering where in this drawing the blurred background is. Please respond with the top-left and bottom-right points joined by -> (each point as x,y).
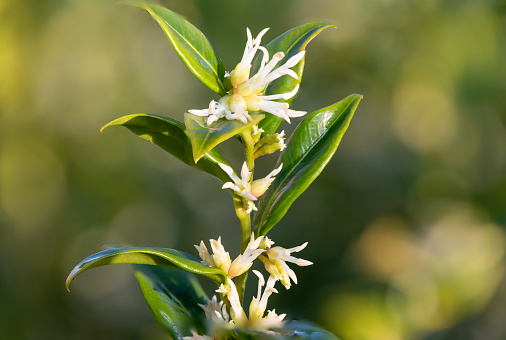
1,0 -> 505,339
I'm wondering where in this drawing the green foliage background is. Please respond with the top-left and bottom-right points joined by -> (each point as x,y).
1,0 -> 505,339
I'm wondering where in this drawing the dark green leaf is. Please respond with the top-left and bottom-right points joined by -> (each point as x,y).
251,23 -> 334,134
236,321 -> 340,339
66,247 -> 228,290
101,114 -> 232,182
253,95 -> 362,236
124,1 -> 227,95
185,113 -> 264,162
132,264 -> 208,339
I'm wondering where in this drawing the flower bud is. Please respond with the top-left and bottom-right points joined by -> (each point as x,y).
254,131 -> 286,159
249,164 -> 282,198
230,62 -> 251,87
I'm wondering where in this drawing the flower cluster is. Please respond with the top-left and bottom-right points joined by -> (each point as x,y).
189,28 -> 307,125
192,234 -> 312,334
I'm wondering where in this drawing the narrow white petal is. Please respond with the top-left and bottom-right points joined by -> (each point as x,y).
207,115 -> 218,125
241,190 -> 258,201
252,270 -> 265,287
218,163 -> 241,184
295,258 -> 313,266
258,46 -> 270,67
267,164 -> 283,178
284,51 -> 306,68
188,109 -> 210,116
288,242 -> 308,253
256,52 -> 285,79
222,183 -> 241,193
282,84 -> 300,100
258,93 -> 287,100
240,162 -> 250,181
287,109 -> 307,118
286,267 -> 298,284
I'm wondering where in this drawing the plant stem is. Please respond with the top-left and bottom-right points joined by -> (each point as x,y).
234,129 -> 256,303
232,194 -> 251,304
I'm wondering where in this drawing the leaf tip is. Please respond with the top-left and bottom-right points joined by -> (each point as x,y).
65,275 -> 73,292
100,119 -> 119,133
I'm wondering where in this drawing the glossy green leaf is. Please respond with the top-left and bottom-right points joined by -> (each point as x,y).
236,321 -> 340,339
251,23 -> 334,134
254,95 -> 362,236
132,264 -> 208,339
101,114 -> 232,182
185,112 -> 264,162
124,1 -> 227,95
66,247 -> 228,290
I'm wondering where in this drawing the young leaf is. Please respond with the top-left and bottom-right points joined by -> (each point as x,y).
101,114 -> 233,183
253,95 -> 362,236
251,23 -> 334,134
124,1 -> 227,95
132,264 -> 208,339
185,113 -> 264,162
65,247 -> 228,289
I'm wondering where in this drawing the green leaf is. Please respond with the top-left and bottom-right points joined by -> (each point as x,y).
66,247 -> 228,290
132,264 -> 208,339
236,321 -> 340,339
253,95 -> 362,236
185,113 -> 264,162
252,23 -> 334,134
124,1 -> 227,95
101,114 -> 232,182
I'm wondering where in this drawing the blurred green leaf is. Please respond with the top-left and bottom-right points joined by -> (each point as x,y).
66,247 -> 228,289
185,112 -> 264,162
124,1 -> 227,95
236,321 -> 340,339
132,264 -> 208,339
254,95 -> 362,236
252,23 -> 334,134
101,114 -> 232,182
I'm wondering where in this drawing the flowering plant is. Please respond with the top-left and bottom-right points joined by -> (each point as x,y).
66,1 -> 362,339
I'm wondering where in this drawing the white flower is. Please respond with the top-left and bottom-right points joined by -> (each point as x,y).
261,309 -> 287,328
248,270 -> 286,329
195,234 -> 266,278
264,242 -> 313,289
220,162 -> 257,201
228,233 -> 266,278
183,329 -> 213,340
194,237 -> 231,273
260,236 -> 275,249
189,28 -> 307,125
198,295 -> 233,331
219,162 -> 283,213
216,279 -> 247,326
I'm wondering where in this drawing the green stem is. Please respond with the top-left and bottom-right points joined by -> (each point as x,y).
234,129 -> 256,303
232,192 -> 251,304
